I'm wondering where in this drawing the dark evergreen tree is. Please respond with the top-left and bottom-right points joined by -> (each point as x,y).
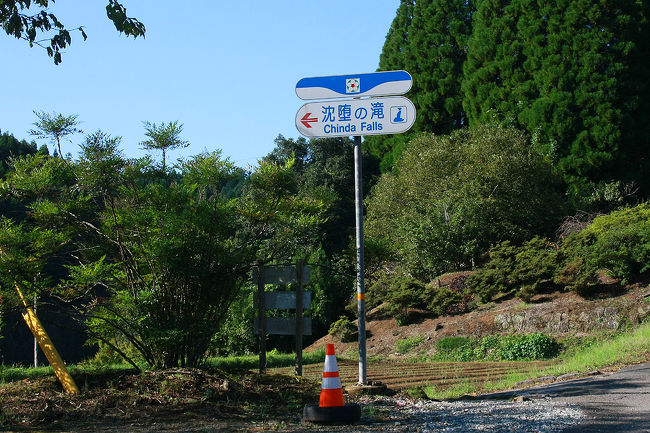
0,131 -> 39,177
367,0 -> 474,172
463,0 -> 650,199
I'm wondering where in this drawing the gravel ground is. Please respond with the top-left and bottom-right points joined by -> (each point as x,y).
293,396 -> 585,433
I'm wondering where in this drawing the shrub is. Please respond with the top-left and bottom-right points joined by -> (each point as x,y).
466,241 -> 518,302
434,336 -> 474,361
556,203 -> 650,294
426,285 -> 471,316
366,125 -> 565,280
466,237 -> 560,302
472,335 -> 503,361
328,316 -> 356,342
499,333 -> 559,360
367,273 -> 428,325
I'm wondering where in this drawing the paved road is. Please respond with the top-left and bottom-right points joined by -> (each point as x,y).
489,362 -> 650,432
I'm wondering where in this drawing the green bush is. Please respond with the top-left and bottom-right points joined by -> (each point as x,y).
472,335 -> 503,360
328,316 -> 357,342
365,125 -> 565,280
557,203 -> 650,294
499,333 -> 559,360
466,237 -> 559,302
366,273 -> 428,325
427,284 -> 471,316
430,334 -> 562,362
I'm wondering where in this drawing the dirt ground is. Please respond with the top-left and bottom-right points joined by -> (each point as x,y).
307,282 -> 650,360
2,280 -> 648,432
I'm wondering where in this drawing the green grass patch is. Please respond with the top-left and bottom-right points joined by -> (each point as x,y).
396,336 -> 425,354
204,348 -> 326,371
423,382 -> 480,400
1,349 -> 326,384
0,362 -> 137,384
413,320 -> 650,400
549,320 -> 650,375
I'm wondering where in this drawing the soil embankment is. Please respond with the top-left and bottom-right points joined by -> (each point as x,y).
306,285 -> 650,359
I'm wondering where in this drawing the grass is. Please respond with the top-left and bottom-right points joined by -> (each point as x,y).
0,349 -> 326,384
205,348 -> 325,371
0,362 -> 137,384
414,320 -> 650,399
396,335 -> 425,354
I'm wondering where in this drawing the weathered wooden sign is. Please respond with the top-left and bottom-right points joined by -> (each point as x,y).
254,262 -> 311,375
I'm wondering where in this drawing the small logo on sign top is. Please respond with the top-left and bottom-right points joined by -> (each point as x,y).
346,78 -> 360,94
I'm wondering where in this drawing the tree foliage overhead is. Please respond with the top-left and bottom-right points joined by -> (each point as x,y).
140,121 -> 189,170
374,0 -> 650,200
1,0 -> 145,64
0,130 -> 40,177
260,135 -> 379,335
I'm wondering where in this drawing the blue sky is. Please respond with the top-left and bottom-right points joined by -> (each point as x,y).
0,1 -> 400,168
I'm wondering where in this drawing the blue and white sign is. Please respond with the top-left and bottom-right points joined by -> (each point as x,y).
295,96 -> 416,138
296,70 -> 412,100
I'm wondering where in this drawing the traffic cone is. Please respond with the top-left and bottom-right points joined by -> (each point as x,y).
319,343 -> 345,407
303,343 -> 360,423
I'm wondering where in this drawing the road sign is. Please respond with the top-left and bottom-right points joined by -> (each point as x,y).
296,70 -> 412,100
295,96 -> 416,138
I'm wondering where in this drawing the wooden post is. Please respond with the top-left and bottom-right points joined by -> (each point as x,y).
257,265 -> 267,374
16,288 -> 79,394
295,260 -> 304,376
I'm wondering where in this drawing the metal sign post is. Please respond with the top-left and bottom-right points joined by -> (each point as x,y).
295,70 -> 415,387
353,135 -> 367,385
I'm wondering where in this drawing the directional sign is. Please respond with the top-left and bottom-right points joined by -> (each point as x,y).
296,70 -> 412,100
295,96 -> 416,138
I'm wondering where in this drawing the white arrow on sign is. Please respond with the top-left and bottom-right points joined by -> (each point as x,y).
295,96 -> 416,138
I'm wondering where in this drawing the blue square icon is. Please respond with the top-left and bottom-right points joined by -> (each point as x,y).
390,106 -> 407,123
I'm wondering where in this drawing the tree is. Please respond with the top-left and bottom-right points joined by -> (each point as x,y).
29,111 -> 81,159
366,0 -> 475,172
0,131 -> 38,177
0,137 -> 326,368
1,0 -> 145,64
140,121 -> 189,170
365,125 -> 565,280
259,135 -> 380,336
462,0 -> 650,199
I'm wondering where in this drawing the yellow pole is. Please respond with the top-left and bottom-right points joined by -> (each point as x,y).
16,287 -> 80,394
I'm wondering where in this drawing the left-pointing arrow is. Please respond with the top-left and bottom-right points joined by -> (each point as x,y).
301,112 -> 318,128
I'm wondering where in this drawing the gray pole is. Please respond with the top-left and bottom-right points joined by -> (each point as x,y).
354,135 -> 367,385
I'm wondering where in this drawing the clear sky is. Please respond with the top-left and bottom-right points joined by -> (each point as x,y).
0,1 -> 400,168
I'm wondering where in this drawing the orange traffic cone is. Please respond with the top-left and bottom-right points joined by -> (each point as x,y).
303,343 -> 361,423
319,343 -> 345,407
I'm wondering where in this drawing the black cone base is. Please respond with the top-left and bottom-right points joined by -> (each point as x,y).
303,403 -> 361,423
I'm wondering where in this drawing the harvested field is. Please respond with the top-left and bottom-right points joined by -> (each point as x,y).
273,360 -> 554,391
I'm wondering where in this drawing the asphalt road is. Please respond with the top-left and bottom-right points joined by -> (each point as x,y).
489,362 -> 650,432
